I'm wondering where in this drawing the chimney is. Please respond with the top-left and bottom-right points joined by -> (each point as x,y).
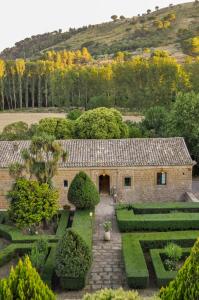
13,142 -> 19,152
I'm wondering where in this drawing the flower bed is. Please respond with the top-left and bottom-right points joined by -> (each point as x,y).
150,247 -> 190,287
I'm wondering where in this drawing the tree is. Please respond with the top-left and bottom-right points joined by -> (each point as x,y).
37,117 -> 73,139
1,121 -> 29,140
166,92 -> 199,158
147,9 -> 151,14
155,6 -> 159,11
0,59 -> 5,110
8,178 -> 58,228
120,15 -> 125,20
159,238 -> 199,300
16,59 -> 25,108
141,106 -> 168,137
74,107 -> 129,139
0,256 -> 55,300
68,171 -> 100,209
111,15 -> 118,22
126,121 -> 143,138
21,133 -> 67,185
55,229 -> 92,289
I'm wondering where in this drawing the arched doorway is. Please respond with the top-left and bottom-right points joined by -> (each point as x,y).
99,175 -> 110,194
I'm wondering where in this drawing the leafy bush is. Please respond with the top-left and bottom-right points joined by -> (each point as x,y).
8,178 -> 58,228
83,288 -> 142,300
150,247 -> 190,288
159,238 -> 199,300
164,243 -> 182,270
55,229 -> 92,289
30,238 -> 49,273
68,171 -> 99,209
0,256 -> 55,299
67,109 -> 82,120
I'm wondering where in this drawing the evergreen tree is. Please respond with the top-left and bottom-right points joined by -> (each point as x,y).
0,256 -> 55,300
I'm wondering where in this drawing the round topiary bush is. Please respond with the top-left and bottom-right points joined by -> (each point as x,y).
68,171 -> 100,209
55,229 -> 92,290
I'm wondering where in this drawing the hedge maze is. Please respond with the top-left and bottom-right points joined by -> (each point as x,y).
0,209 -> 93,288
117,202 -> 199,289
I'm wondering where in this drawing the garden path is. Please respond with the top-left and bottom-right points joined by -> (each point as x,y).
87,195 -> 127,291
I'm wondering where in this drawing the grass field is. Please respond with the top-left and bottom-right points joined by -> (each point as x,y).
0,112 -> 143,131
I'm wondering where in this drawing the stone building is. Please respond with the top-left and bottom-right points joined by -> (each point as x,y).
0,137 -> 194,209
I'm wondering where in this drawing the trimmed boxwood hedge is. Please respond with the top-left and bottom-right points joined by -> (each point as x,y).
117,202 -> 199,214
122,235 -> 149,288
150,247 -> 191,288
116,209 -> 199,232
42,246 -> 57,288
122,231 -> 199,288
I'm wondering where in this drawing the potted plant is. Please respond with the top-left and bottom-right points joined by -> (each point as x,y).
103,221 -> 112,241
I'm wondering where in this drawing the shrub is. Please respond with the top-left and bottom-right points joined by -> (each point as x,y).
74,107 -> 129,139
67,109 -> 82,120
164,243 -> 182,270
0,256 -> 55,299
83,288 -> 142,300
8,178 -> 58,228
1,121 -> 29,140
37,117 -> 73,139
30,238 -> 49,273
159,238 -> 199,300
150,248 -> 190,287
55,229 -> 92,289
68,171 -> 99,209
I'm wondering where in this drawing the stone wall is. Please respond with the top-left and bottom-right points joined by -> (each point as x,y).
0,165 -> 193,209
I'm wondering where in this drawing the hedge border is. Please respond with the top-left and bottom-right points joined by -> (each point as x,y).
150,247 -> 190,287
122,230 -> 199,288
116,209 -> 199,232
117,202 -> 199,213
0,210 -> 69,243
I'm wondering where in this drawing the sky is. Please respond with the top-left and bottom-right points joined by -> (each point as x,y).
0,0 -> 193,52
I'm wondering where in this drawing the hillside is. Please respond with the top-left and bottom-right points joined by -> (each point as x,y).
0,2 -> 199,61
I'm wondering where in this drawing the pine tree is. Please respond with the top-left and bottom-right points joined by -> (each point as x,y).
0,256 -> 55,300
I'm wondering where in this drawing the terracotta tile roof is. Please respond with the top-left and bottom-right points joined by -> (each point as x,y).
0,138 -> 193,168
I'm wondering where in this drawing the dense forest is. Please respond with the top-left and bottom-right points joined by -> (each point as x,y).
0,48 -> 198,111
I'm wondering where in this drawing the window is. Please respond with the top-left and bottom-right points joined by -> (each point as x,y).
124,177 -> 131,187
64,180 -> 68,188
157,172 -> 167,185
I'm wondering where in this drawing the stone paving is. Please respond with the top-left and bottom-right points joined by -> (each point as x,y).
87,195 -> 127,291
